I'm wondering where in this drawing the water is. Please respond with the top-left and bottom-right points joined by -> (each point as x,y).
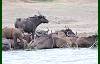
2,1 -> 98,33
2,48 -> 98,64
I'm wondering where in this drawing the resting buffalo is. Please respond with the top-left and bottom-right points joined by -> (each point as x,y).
62,34 -> 97,48
28,34 -> 71,49
15,15 -> 49,39
75,35 -> 97,48
29,35 -> 53,49
2,27 -> 24,49
50,31 -> 78,48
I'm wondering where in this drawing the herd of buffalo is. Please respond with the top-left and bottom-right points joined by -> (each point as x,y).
2,14 -> 98,51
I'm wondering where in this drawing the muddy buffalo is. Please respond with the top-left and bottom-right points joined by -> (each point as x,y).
15,15 -> 49,39
75,35 -> 97,48
28,34 -> 71,49
2,27 -> 24,49
28,35 -> 53,49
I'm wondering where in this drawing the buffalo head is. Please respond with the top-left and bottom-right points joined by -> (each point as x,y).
37,15 -> 49,23
29,15 -> 49,23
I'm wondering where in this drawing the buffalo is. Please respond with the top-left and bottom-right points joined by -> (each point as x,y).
28,37 -> 72,49
28,33 -> 71,49
28,35 -> 53,49
2,27 -> 24,49
75,35 -> 97,48
15,15 -> 49,39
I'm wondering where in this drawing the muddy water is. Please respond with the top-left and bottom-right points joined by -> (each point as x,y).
2,1 -> 98,33
2,48 -> 97,64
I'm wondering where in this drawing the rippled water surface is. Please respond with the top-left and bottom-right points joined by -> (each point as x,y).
2,48 -> 98,64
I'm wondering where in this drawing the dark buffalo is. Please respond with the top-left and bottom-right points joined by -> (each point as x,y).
2,27 -> 24,49
15,15 -> 49,39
